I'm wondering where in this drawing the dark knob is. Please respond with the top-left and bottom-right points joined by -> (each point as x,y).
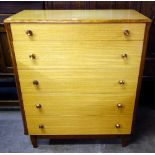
119,80 -> 125,85
26,30 -> 33,36
29,54 -> 36,59
121,53 -> 128,59
33,80 -> 39,86
115,123 -> 121,128
36,104 -> 42,109
117,103 -> 123,108
39,124 -> 44,129
123,30 -> 130,36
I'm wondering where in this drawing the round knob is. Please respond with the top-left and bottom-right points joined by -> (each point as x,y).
121,53 -> 128,59
29,54 -> 36,59
39,124 -> 44,129
117,103 -> 123,108
115,123 -> 121,128
119,80 -> 125,85
123,30 -> 130,36
36,104 -> 42,109
33,80 -> 39,85
26,30 -> 33,36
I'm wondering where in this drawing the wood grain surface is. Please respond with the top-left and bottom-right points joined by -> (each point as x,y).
11,23 -> 145,41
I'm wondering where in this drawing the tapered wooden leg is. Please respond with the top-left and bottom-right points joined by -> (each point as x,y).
49,139 -> 52,145
121,136 -> 129,147
30,135 -> 38,148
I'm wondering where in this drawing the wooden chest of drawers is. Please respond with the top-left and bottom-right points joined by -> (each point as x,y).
4,10 -> 151,147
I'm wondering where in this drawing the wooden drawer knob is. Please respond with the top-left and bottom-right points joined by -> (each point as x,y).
121,53 -> 128,59
39,124 -> 44,129
123,30 -> 130,36
117,103 -> 123,108
33,80 -> 39,86
119,80 -> 125,85
29,54 -> 36,59
36,104 -> 42,109
115,123 -> 121,128
26,30 -> 33,36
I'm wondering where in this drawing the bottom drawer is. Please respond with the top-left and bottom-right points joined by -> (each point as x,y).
26,115 -> 132,135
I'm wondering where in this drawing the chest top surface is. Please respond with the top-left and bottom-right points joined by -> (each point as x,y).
4,10 -> 151,23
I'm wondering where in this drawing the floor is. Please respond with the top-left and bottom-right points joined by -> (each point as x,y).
0,105 -> 155,153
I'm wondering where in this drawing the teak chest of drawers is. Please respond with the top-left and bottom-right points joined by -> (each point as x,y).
4,10 -> 151,147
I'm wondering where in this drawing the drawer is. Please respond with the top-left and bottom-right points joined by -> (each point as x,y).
14,41 -> 143,69
26,115 -> 132,135
11,23 -> 145,41
23,94 -> 135,116
18,69 -> 139,94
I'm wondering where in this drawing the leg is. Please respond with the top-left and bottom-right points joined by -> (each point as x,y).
121,136 -> 130,147
49,139 -> 52,145
30,135 -> 38,148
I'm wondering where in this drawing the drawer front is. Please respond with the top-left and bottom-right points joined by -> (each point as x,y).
14,41 -> 143,69
26,115 -> 132,135
18,69 -> 139,94
11,23 -> 145,41
23,94 -> 135,116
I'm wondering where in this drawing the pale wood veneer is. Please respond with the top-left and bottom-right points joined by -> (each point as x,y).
4,9 -> 151,147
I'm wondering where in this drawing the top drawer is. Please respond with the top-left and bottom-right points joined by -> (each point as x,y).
11,23 -> 145,41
